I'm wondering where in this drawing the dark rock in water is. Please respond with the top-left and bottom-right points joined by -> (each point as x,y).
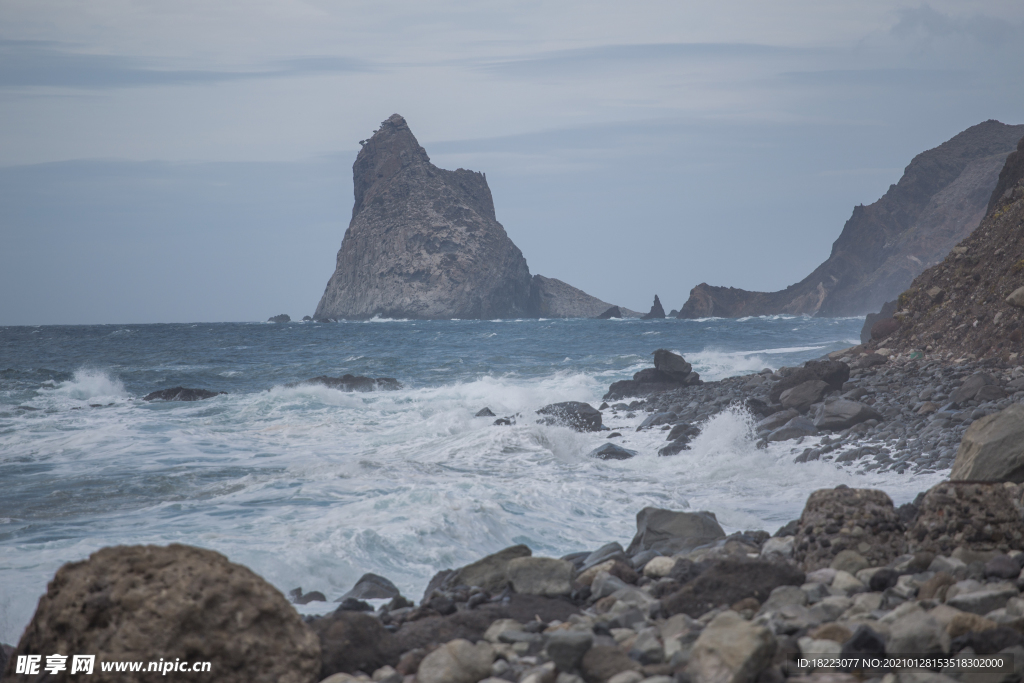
268,314 -> 291,323
475,407 -> 496,417
768,360 -> 850,404
667,422 -> 700,442
8,544 -> 320,683
493,417 -> 513,426
294,375 -> 401,392
626,507 -> 725,556
314,114 -> 535,320
641,294 -> 666,319
302,315 -> 312,321
662,559 -> 805,618
339,572 -> 401,601
588,443 -> 637,460
767,416 -> 818,441
311,610 -> 396,676
779,380 -> 831,413
597,306 -> 623,319
289,587 -> 327,604
536,401 -> 603,432
658,440 -> 691,456
653,349 -> 691,380
143,386 -> 226,401
604,352 -> 702,400
861,299 -> 897,344
870,317 -> 899,341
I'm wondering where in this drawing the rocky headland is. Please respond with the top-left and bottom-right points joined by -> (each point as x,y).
314,115 -> 633,321
678,120 -> 1024,319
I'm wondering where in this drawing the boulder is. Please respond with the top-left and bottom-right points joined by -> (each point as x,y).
642,295 -> 667,319
546,631 -> 594,672
588,443 -> 638,460
768,361 -> 850,404
448,544 -> 532,594
662,560 -> 805,618
780,381 -> 831,413
653,349 -> 692,380
871,317 -> 900,341
1006,287 -> 1024,308
536,401 -> 603,432
506,557 -> 574,597
416,639 -> 493,683
296,375 -> 402,392
6,544 -> 320,683
792,487 -> 907,570
861,300 -> 897,344
886,610 -> 947,656
946,584 -> 1019,615
338,573 -> 401,601
905,481 -> 1024,555
625,508 -> 726,556
756,409 -> 799,433
767,416 -> 817,442
313,611 -> 395,676
688,610 -> 777,683
597,306 -> 623,319
268,314 -> 291,323
580,646 -> 642,682
948,372 -> 1000,406
143,386 -> 226,401
475,407 -> 496,417
950,404 -> 1024,482
812,400 -> 883,431
301,316 -> 312,321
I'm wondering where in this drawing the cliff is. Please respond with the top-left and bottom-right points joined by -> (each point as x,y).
315,115 -> 631,320
876,136 -> 1024,361
678,120 -> 1024,319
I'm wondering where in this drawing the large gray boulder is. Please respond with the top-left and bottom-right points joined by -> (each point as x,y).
767,416 -> 817,442
653,348 -> 692,381
625,507 -> 725,557
951,404 -> 1024,482
949,372 -> 1000,406
506,557 -> 574,597
780,380 -> 831,413
688,610 -> 777,683
4,545 -> 320,683
813,400 -> 883,431
416,639 -> 494,683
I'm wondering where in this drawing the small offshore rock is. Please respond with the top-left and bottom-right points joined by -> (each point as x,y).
143,386 -> 226,401
589,443 -> 638,460
268,314 -> 291,323
536,401 -> 603,432
475,407 -> 496,417
294,375 -> 401,392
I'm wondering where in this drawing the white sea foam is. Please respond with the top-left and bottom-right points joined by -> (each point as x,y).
52,369 -> 128,402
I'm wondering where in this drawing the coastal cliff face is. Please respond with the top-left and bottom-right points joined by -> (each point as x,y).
528,275 -> 640,318
878,136 -> 1024,361
315,115 -> 533,320
679,120 -> 1024,319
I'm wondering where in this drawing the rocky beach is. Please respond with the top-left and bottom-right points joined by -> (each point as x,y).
6,344 -> 1024,683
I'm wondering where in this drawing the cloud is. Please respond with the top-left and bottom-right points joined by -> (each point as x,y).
891,5 -> 1022,46
0,39 -> 372,89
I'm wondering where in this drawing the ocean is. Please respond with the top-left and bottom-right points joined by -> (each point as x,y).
0,316 -> 946,643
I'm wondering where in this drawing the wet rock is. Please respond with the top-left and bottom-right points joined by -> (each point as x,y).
906,481 -> 1024,555
417,639 -> 494,683
950,404 -> 1024,483
143,386 -> 226,401
507,557 -> 574,597
780,381 -> 832,413
653,349 -> 692,381
476,407 -> 496,417
768,361 -> 850,404
688,610 -> 776,683
268,314 -> 291,323
7,544 -> 321,683
756,409 -> 800,433
339,572 -> 401,601
290,587 -> 328,604
642,295 -> 667,320
812,400 -> 883,431
336,597 -> 372,612
948,373 -> 999,406
588,443 -> 638,460
314,610 -> 394,676
625,508 -> 726,556
444,544 -> 533,594
295,375 -> 402,392
537,402 -> 603,432
767,416 -> 818,441
792,486 -> 906,571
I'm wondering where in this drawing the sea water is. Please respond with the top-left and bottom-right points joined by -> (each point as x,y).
0,317 -> 945,642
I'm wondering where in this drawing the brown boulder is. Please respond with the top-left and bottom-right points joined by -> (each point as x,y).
871,318 -> 900,341
792,487 -> 906,571
905,481 -> 1024,555
4,544 -> 320,683
662,560 -> 805,618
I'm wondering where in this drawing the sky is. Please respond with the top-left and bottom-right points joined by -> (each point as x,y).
1,1 -> 1023,324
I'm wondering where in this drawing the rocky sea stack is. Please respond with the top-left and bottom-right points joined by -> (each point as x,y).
314,115 -> 632,320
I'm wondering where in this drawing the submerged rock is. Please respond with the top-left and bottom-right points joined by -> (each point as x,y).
588,443 -> 637,460
143,386 -> 226,401
475,407 -> 496,417
294,375 -> 401,392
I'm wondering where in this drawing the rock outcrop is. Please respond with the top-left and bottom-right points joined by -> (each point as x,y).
875,134 -> 1024,361
268,314 -> 291,323
4,544 -> 320,683
604,349 -> 702,399
143,387 -> 226,401
641,295 -> 666,319
678,120 -> 1024,318
315,115 -> 633,320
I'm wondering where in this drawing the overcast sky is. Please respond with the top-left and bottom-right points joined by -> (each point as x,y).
1,1 -> 1023,324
